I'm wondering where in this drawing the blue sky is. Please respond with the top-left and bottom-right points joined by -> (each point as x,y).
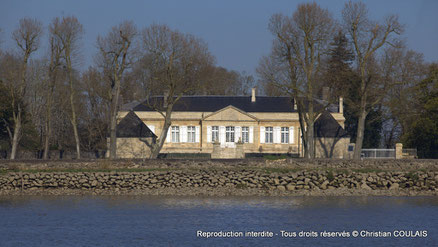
1,0 -> 437,76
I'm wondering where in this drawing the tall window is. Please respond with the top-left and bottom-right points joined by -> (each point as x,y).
212,126 -> 219,142
226,126 -> 235,142
281,127 -> 289,144
171,126 -> 180,143
241,127 -> 249,143
265,127 -> 273,143
187,126 -> 196,143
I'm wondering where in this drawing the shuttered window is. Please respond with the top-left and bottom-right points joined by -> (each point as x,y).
281,127 -> 289,144
187,126 -> 196,143
241,127 -> 249,143
225,126 -> 235,142
265,127 -> 273,143
171,126 -> 180,143
212,126 -> 219,142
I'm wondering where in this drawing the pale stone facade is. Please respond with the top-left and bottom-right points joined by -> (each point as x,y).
115,93 -> 348,158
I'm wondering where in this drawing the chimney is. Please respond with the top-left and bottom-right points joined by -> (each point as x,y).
322,86 -> 330,101
251,88 -> 256,102
163,90 -> 169,108
339,97 -> 343,114
293,98 -> 297,110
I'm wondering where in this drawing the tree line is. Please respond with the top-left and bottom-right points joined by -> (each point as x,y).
0,1 -> 437,159
257,1 -> 438,159
0,18 -> 254,159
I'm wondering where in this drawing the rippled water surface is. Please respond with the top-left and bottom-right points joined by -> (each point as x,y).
0,196 -> 437,246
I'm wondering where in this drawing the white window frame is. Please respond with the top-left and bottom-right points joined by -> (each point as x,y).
212,126 -> 219,142
241,127 -> 249,143
225,126 -> 235,143
171,126 -> 180,143
281,127 -> 289,144
265,127 -> 273,143
187,126 -> 196,143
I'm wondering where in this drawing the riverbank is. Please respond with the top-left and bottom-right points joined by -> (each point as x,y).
1,159 -> 438,196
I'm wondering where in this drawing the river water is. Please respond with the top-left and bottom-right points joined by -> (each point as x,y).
0,196 -> 437,246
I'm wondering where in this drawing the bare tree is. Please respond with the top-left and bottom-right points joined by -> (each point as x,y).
42,18 -> 65,159
381,46 -> 426,147
342,1 -> 403,159
96,21 -> 137,159
81,67 -> 110,153
139,24 -> 214,158
52,16 -> 83,159
258,3 -> 335,158
9,18 -> 43,159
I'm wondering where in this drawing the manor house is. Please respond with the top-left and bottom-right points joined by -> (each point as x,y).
113,89 -> 349,159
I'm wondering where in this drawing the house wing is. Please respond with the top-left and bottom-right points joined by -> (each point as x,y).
116,111 -> 157,138
203,105 -> 258,121
314,111 -> 348,138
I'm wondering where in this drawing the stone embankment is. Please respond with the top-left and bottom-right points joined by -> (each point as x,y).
1,159 -> 438,196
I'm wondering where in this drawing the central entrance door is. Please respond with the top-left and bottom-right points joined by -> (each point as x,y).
225,126 -> 236,148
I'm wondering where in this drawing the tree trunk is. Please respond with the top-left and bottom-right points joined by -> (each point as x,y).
306,121 -> 315,159
43,110 -> 50,159
70,100 -> 81,159
43,88 -> 53,159
10,113 -> 21,160
109,80 -> 120,159
353,107 -> 367,159
149,107 -> 172,159
66,51 -> 80,159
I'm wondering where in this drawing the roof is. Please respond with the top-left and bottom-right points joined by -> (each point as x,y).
116,111 -> 157,138
131,96 -> 338,113
314,111 -> 349,138
120,100 -> 140,111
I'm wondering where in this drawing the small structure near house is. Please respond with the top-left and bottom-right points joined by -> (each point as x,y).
314,111 -> 350,158
108,111 -> 157,158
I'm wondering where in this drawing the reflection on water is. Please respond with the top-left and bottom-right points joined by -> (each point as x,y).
0,196 -> 437,246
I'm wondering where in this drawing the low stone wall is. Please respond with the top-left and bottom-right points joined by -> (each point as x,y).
1,168 -> 438,196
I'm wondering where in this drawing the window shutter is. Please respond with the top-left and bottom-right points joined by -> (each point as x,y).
219,126 -> 225,145
148,125 -> 155,134
260,126 -> 265,144
166,127 -> 171,143
207,126 -> 212,143
249,126 -> 254,143
274,126 -> 281,144
180,126 -> 187,142
289,126 -> 294,144
195,126 -> 200,143
235,126 -> 241,143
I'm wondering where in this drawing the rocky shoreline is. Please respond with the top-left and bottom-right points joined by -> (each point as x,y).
1,159 -> 438,196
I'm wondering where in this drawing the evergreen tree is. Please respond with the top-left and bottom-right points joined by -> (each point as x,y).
325,31 -> 383,148
402,64 -> 438,158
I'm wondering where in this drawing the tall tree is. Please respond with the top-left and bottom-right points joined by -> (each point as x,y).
324,31 -> 355,99
342,1 -> 403,159
81,67 -> 110,153
52,16 -> 83,159
257,2 -> 335,158
381,46 -> 426,147
402,64 -> 438,158
9,18 -> 43,159
96,21 -> 136,159
139,24 -> 214,158
43,18 -> 65,159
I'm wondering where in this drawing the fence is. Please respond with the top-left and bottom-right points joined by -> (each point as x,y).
361,149 -> 396,159
402,148 -> 417,158
0,150 -> 107,160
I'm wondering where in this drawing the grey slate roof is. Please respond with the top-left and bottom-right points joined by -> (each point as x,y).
116,111 -> 157,138
131,96 -> 338,113
314,111 -> 349,138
